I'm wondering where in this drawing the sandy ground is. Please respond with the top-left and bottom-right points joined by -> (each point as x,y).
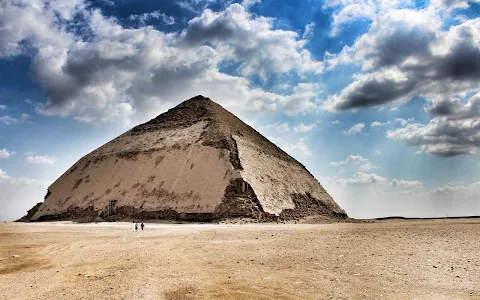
0,219 -> 479,300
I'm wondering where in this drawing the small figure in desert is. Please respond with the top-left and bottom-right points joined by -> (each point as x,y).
141,222 -> 145,231
135,222 -> 138,232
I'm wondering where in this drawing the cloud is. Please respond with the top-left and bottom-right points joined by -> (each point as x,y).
284,139 -> 312,156
0,149 -> 16,158
0,0 -> 80,58
276,122 -> 291,133
391,179 -> 423,188
25,155 -> 56,165
395,118 -> 414,126
345,122 -> 365,135
387,92 -> 480,157
293,122 -> 317,133
429,0 -> 474,12
330,155 -> 368,165
266,136 -> 313,157
0,168 -> 50,221
331,154 -> 379,172
324,10 -> 480,111
241,0 -> 261,9
331,120 -> 341,124
334,172 -> 389,186
0,105 -> 6,110
426,181 -> 480,195
302,22 -> 315,39
359,162 -> 379,171
179,3 -> 323,78
128,11 -> 175,26
261,122 -> 291,134
328,172 -> 422,189
0,168 -> 9,179
0,114 -> 30,125
324,0 -> 403,36
370,121 -> 390,128
323,6 -> 480,157
0,0 -> 323,124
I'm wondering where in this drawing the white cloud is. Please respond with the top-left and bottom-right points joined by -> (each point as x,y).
284,139 -> 312,156
277,122 -> 291,133
331,154 -> 379,172
330,155 -> 368,165
345,122 -> 365,135
242,0 -> 261,8
429,0 -> 474,12
324,0 -> 408,36
426,181 -> 480,195
180,3 -> 323,79
261,122 -> 292,135
395,118 -> 414,126
302,22 -> 315,39
0,168 -> 50,221
387,93 -> 480,156
391,179 -> 423,188
324,9 -> 480,113
128,11 -> 175,26
0,1 -> 324,125
370,121 -> 390,128
0,115 -> 18,125
0,105 -> 6,110
0,168 -> 10,179
293,122 -> 317,133
25,155 -> 56,165
359,162 -> 379,171
0,149 -> 16,158
331,120 -> 341,124
334,172 -> 389,186
322,4 -> 480,157
0,113 -> 30,125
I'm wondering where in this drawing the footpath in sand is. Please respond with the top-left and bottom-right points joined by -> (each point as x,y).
0,219 -> 479,300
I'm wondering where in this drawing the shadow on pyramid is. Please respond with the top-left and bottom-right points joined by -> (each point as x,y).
27,96 -> 347,222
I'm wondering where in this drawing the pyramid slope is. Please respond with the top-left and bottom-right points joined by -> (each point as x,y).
31,96 -> 346,221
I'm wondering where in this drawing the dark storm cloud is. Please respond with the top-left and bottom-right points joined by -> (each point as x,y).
181,12 -> 238,46
388,92 -> 480,157
367,26 -> 434,69
326,15 -> 480,157
330,40 -> 480,111
428,99 -> 461,116
431,41 -> 480,81
327,15 -> 480,112
333,77 -> 417,110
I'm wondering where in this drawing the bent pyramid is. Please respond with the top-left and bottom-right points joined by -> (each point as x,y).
31,96 -> 347,221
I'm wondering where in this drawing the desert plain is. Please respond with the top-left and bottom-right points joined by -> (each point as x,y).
1,219 -> 479,300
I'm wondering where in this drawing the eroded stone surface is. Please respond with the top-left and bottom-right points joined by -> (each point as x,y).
26,96 -> 346,222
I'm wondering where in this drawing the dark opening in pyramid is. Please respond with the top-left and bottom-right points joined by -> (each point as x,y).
29,96 -> 347,221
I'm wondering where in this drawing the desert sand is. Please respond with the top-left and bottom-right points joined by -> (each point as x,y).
1,219 -> 479,299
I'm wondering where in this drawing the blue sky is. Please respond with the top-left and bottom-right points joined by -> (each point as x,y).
1,0 -> 480,221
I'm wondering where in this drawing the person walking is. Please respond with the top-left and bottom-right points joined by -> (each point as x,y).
141,222 -> 144,231
135,222 -> 138,232
132,221 -> 136,232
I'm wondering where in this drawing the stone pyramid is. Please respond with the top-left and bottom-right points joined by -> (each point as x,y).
30,96 -> 347,221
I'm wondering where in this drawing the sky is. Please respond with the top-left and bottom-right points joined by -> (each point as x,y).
0,0 -> 480,221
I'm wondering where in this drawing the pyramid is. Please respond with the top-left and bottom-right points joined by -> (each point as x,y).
30,96 -> 347,221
